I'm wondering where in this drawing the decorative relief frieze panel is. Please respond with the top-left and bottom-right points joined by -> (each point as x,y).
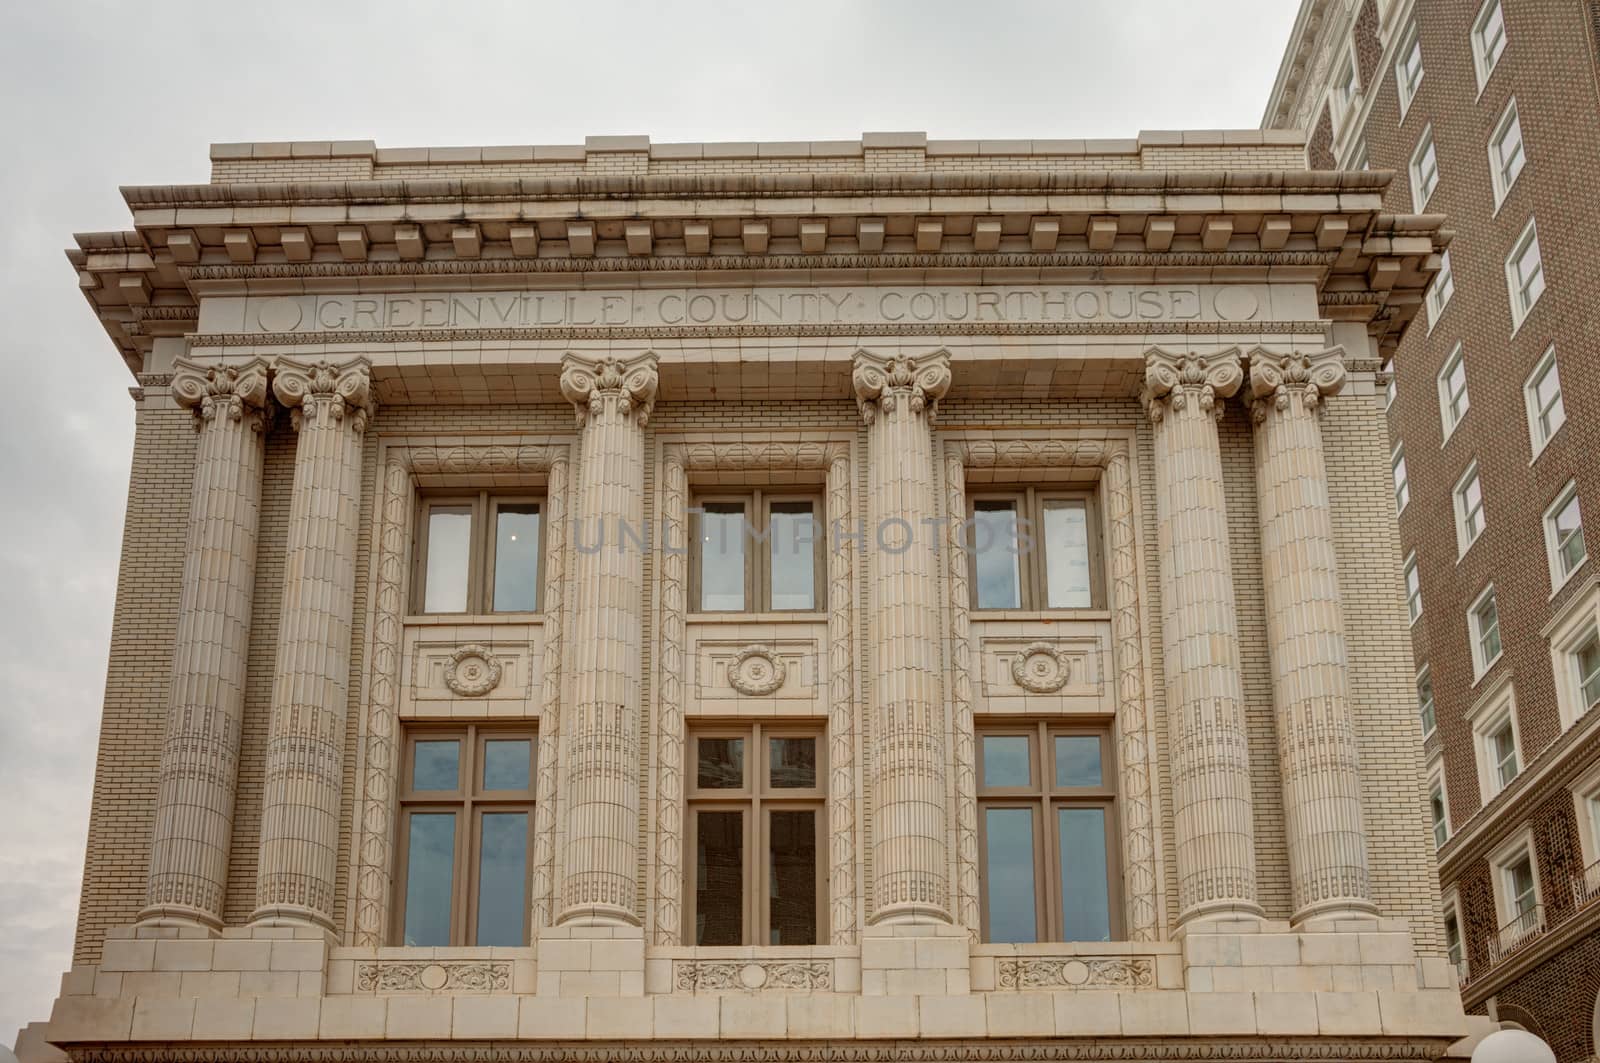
974,629 -> 1110,713
688,628 -> 825,713
354,960 -> 512,994
672,959 -> 835,992
996,956 -> 1156,990
401,625 -> 543,717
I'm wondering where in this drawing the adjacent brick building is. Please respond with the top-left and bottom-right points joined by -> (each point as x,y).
1267,1 -> 1600,1057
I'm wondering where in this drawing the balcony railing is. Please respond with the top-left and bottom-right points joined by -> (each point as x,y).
1574,859 -> 1600,912
1487,905 -> 1547,966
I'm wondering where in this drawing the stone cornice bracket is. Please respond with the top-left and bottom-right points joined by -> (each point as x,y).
559,352 -> 659,427
271,356 -> 375,433
851,349 -> 952,425
171,357 -> 271,432
1246,345 -> 1348,423
1140,346 -> 1243,424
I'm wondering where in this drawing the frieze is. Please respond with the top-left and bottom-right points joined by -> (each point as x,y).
996,956 -> 1155,990
353,960 -> 511,993
672,959 -> 834,991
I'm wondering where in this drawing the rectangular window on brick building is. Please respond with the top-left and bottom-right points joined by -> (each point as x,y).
1472,0 -> 1507,88
1489,99 -> 1526,206
414,492 -> 544,614
1470,584 -> 1504,678
1454,464 -> 1486,555
1393,445 -> 1410,513
967,488 -> 1102,611
1544,482 -> 1587,589
1471,683 -> 1521,800
1429,773 -> 1449,850
1330,49 -> 1360,137
1427,250 -> 1454,328
1405,553 -> 1423,624
1438,344 -> 1470,439
1382,358 -> 1396,408
1524,345 -> 1566,456
691,490 -> 824,613
1506,218 -> 1546,331
1395,23 -> 1424,116
1410,128 -> 1439,209
1418,667 -> 1436,735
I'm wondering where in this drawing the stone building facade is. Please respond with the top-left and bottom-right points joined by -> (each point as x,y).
1266,2 -> 1600,1057
18,130 -> 1481,1061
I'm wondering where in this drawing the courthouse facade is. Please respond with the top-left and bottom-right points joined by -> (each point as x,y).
23,131 -> 1479,1060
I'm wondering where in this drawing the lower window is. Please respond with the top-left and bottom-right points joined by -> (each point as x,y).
685,723 -> 826,945
977,723 -> 1121,942
395,725 -> 536,947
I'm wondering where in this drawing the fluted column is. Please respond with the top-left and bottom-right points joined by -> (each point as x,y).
139,359 -> 271,930
556,353 -> 657,926
854,350 -> 953,925
1142,347 -> 1263,925
251,357 -> 373,929
1248,347 -> 1376,925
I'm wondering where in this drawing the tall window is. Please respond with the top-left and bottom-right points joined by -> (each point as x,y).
1438,345 -> 1470,438
968,488 -> 1101,610
977,723 -> 1120,943
1444,909 -> 1463,969
1506,219 -> 1545,329
1455,464 -> 1486,554
692,491 -> 823,612
414,492 -> 543,613
1507,855 -> 1536,917
1382,359 -> 1397,408
1330,50 -> 1359,136
1410,128 -> 1440,208
1418,668 -> 1437,736
1489,99 -> 1526,205
1405,553 -> 1424,624
1574,631 -> 1600,717
1472,0 -> 1507,87
1471,585 -> 1504,676
1427,250 -> 1455,326
395,726 -> 536,947
1545,483 -> 1587,587
1395,23 -> 1424,116
1430,781 -> 1449,850
1525,346 -> 1565,454
1491,719 -> 1519,790
1393,445 -> 1410,513
685,724 -> 824,945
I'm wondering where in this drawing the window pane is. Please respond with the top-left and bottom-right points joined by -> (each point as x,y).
475,812 -> 528,946
1042,501 -> 1092,608
1578,638 -> 1600,709
402,813 -> 456,946
1058,807 -> 1112,941
1510,859 -> 1535,913
768,810 -> 817,945
973,501 -> 1021,609
482,739 -> 531,792
1055,736 -> 1103,788
697,737 -> 745,789
983,808 -> 1037,943
413,740 -> 460,792
769,737 -> 817,789
492,505 -> 540,612
695,810 -> 744,945
769,502 -> 817,611
982,735 -> 1031,788
424,508 -> 472,612
700,503 -> 746,611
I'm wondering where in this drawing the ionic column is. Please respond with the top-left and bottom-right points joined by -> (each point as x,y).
1142,347 -> 1263,925
556,353 -> 657,926
140,359 -> 271,931
854,350 -> 953,924
250,357 -> 373,929
1247,347 -> 1376,925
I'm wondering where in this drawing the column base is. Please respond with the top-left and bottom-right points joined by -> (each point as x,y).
133,904 -> 221,936
1175,899 -> 1266,931
866,901 -> 953,927
555,903 -> 642,928
248,903 -> 335,934
1292,898 -> 1381,930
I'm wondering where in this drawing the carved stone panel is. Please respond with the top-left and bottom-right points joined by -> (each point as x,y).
672,959 -> 834,992
354,960 -> 513,994
401,622 -> 543,718
689,625 -> 825,715
996,956 -> 1155,990
974,626 -> 1110,714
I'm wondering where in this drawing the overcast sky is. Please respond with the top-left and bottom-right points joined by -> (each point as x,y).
0,0 -> 1299,1043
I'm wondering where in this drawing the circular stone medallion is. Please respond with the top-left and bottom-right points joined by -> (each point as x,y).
728,645 -> 787,697
419,963 -> 449,991
1061,960 -> 1089,986
739,964 -> 768,989
255,298 -> 304,333
444,644 -> 503,697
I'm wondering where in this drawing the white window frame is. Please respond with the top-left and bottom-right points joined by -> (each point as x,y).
1382,358 -> 1397,409
1571,760 -> 1600,870
1467,674 -> 1519,800
1330,45 -> 1361,139
1393,444 -> 1410,514
1524,345 -> 1565,458
1469,583 -> 1505,680
1488,827 -> 1542,933
1417,664 -> 1437,737
1427,250 -> 1454,330
1441,886 -> 1467,979
1543,577 -> 1600,730
1405,552 -> 1424,625
1427,757 -> 1450,851
1395,21 -> 1424,118
1505,217 -> 1545,333
1454,463 -> 1486,556
1438,344 -> 1470,439
1410,127 -> 1440,209
1488,98 -> 1526,209
1543,482 -> 1587,592
1471,0 -> 1507,91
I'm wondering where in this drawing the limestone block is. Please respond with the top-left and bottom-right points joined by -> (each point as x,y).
152,940 -> 214,972
1253,991 -> 1319,1036
318,997 -> 386,1039
269,940 -> 325,972
100,941 -> 156,973
1238,934 -> 1300,967
213,940 -> 273,971
190,998 -> 255,1040
48,996 -> 134,1041
985,993 -> 1055,1037
1118,992 -> 1189,1036
786,996 -> 855,1039
178,971 -> 241,997
452,996 -> 519,1038
719,996 -> 788,1039
1187,992 -> 1256,1035
855,997 -> 917,1038
239,971 -> 301,997
519,997 -> 587,1038
250,998 -> 320,1040
60,967 -> 96,997
654,996 -> 720,1038
121,973 -> 181,998
1314,991 -> 1382,1035
1054,992 -> 1122,1036
1299,934 -> 1361,966
131,998 -> 196,1040
384,996 -> 452,1038
1357,932 -> 1414,965
1378,990 -> 1468,1037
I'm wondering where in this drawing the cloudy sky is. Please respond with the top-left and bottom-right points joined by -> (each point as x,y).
0,0 -> 1299,1043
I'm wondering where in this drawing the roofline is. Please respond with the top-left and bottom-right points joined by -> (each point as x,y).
1262,0 -> 1331,130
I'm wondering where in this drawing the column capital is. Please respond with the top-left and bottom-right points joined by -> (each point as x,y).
851,349 -> 951,425
559,352 -> 659,427
1141,346 -> 1243,423
172,357 -> 271,432
1247,346 -> 1347,423
272,356 -> 375,433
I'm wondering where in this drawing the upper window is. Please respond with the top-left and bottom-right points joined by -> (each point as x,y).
1393,445 -> 1411,513
395,725 -> 536,947
1410,128 -> 1440,209
1382,358 -> 1397,409
1438,344 -> 1470,438
1545,482 -> 1587,589
684,724 -> 825,945
1549,581 -> 1600,731
1574,630 -> 1600,720
1418,667 -> 1437,736
1489,99 -> 1526,206
1331,49 -> 1360,137
1472,0 -> 1507,88
415,493 -> 543,614
1430,772 -> 1450,850
1525,346 -> 1566,455
1427,250 -> 1455,327
1491,718 -> 1519,790
1470,584 -> 1504,678
1470,678 -> 1520,800
1405,553 -> 1424,624
1396,23 -> 1425,116
1455,464 -> 1486,555
968,488 -> 1101,611
692,490 -> 823,613
1506,218 -> 1546,331
1444,902 -> 1465,973
978,723 -> 1120,943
